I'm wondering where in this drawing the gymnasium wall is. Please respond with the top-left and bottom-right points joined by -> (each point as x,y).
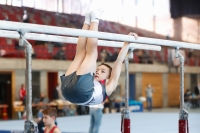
0,58 -> 200,109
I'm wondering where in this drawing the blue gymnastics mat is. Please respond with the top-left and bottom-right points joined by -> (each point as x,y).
0,108 -> 200,133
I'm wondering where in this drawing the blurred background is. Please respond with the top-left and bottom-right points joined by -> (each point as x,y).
0,0 -> 200,132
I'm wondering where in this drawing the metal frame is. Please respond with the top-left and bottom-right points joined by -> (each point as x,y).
175,47 -> 189,133
121,48 -> 134,133
19,31 -> 38,133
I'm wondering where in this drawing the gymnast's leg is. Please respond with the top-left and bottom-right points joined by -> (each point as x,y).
77,9 -> 104,75
65,12 -> 90,76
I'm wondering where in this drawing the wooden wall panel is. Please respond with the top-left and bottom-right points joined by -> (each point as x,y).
168,73 -> 186,107
142,73 -> 163,108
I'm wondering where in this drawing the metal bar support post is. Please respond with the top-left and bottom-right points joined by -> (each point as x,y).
175,47 -> 189,133
121,48 -> 134,133
19,30 -> 38,133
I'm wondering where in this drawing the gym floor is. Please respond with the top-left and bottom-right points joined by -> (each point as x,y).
0,108 -> 199,133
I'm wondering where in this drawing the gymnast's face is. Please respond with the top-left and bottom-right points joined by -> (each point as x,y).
43,114 -> 55,126
95,65 -> 110,81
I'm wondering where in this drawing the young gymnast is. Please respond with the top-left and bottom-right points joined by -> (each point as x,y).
42,107 -> 61,133
60,9 -> 138,106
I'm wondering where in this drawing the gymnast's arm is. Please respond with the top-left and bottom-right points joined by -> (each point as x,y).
106,32 -> 138,96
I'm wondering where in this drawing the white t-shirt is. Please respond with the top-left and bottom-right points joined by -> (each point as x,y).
84,80 -> 107,106
89,104 -> 104,109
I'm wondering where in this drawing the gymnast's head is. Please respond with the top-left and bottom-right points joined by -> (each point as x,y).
42,107 -> 57,126
95,63 -> 112,81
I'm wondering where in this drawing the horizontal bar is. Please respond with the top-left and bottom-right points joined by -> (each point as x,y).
0,21 -> 199,50
0,30 -> 161,51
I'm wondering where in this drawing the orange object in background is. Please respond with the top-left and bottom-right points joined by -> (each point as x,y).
2,107 -> 8,120
0,105 -> 8,120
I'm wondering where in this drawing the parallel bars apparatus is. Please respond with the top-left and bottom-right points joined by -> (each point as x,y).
0,21 -> 199,133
